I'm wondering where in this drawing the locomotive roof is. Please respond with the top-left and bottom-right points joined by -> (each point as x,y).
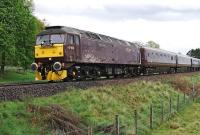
38,26 -> 139,47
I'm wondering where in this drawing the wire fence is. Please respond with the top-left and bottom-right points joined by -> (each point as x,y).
55,89 -> 198,135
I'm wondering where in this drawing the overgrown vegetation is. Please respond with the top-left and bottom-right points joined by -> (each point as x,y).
0,0 -> 45,73
152,102 -> 200,135
0,70 -> 34,83
0,74 -> 200,135
0,102 -> 41,135
0,67 -> 34,83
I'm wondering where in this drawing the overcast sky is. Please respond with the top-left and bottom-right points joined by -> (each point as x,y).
33,0 -> 200,54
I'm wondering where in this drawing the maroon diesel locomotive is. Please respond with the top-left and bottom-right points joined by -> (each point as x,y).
31,26 -> 200,81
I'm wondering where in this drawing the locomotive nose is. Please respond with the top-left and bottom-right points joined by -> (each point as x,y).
31,63 -> 38,71
53,62 -> 62,71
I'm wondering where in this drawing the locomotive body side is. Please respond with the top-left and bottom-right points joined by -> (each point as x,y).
31,26 -> 141,81
80,35 -> 141,65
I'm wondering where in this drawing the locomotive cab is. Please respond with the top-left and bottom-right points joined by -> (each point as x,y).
31,26 -> 81,81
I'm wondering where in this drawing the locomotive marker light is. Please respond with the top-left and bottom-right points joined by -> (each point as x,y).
53,62 -> 62,71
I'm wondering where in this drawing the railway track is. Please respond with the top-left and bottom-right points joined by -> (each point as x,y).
0,81 -> 49,88
0,72 -> 199,101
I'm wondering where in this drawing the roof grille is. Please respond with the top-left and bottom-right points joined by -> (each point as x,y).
45,26 -> 64,30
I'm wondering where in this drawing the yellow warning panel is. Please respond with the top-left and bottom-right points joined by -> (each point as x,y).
35,44 -> 64,58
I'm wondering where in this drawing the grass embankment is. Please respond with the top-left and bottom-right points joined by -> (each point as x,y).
152,101 -> 200,135
0,73 -> 200,135
0,67 -> 34,83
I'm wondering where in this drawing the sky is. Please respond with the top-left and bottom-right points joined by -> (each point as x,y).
33,0 -> 200,54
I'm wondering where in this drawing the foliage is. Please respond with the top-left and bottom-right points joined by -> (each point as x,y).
146,40 -> 160,48
186,48 -> 200,58
0,0 -> 44,73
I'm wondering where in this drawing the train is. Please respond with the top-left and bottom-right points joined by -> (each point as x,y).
31,26 -> 200,81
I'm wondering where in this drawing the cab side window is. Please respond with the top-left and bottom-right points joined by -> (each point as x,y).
67,34 -> 74,44
74,35 -> 80,45
67,34 -> 80,45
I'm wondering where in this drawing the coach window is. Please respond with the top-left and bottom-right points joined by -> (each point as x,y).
171,56 -> 173,60
74,35 -> 80,45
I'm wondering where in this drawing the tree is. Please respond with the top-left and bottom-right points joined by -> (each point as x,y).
0,0 -> 16,73
146,41 -> 160,48
187,48 -> 200,58
0,0 -> 44,73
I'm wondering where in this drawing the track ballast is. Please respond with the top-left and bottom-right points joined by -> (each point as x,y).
0,72 -> 199,101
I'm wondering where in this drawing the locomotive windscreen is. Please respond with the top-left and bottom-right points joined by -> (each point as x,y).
36,34 -> 65,45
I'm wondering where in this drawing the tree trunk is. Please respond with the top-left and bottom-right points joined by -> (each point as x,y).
1,52 -> 5,74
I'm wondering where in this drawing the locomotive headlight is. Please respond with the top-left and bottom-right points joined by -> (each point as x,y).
53,62 -> 62,71
31,63 -> 38,71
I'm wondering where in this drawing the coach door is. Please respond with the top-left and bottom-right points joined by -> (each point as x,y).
66,34 -> 80,61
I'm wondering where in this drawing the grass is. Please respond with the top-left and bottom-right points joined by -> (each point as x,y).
0,81 -> 183,134
0,68 -> 34,83
152,102 -> 200,135
0,102 -> 40,135
0,73 -> 200,135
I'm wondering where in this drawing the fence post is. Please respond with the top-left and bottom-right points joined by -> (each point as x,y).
161,102 -> 164,123
150,104 -> 153,129
88,127 -> 92,135
115,115 -> 119,135
169,97 -> 172,114
192,84 -> 196,102
134,110 -> 138,135
184,92 -> 186,104
177,95 -> 179,112
4,95 -> 7,101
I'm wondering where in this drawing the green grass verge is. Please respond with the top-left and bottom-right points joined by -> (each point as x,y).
152,102 -> 200,135
0,73 -> 200,135
0,81 -> 183,134
0,71 -> 34,83
0,102 -> 41,135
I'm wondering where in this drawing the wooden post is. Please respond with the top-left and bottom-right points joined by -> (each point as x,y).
115,115 -> 119,135
184,92 -> 186,104
192,83 -> 195,102
169,97 -> 172,114
161,102 -> 164,123
4,95 -> 7,101
134,110 -> 138,135
177,95 -> 179,112
150,105 -> 153,129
